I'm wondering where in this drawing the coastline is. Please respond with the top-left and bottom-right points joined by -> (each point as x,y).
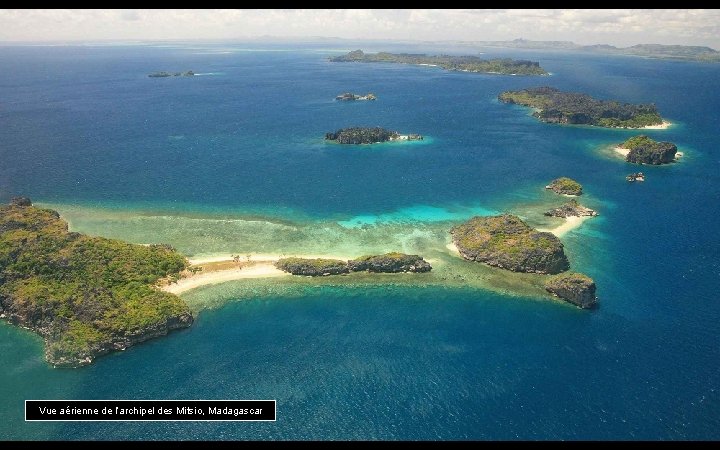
640,120 -> 672,130
614,146 -> 631,157
538,215 -> 592,237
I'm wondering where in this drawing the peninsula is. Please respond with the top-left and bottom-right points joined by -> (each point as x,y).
614,135 -> 678,165
325,127 -> 423,144
0,198 -> 192,368
499,87 -> 665,128
330,50 -> 548,76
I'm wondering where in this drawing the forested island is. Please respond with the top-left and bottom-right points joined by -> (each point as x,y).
275,253 -> 432,276
499,87 -> 664,128
544,199 -> 597,218
325,127 -> 423,144
615,135 -> 678,165
546,177 -> 583,195
450,214 -> 569,275
148,71 -> 195,78
0,198 -> 192,367
329,50 -> 548,75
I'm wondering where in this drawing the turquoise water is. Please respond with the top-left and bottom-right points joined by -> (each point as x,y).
0,42 -> 719,440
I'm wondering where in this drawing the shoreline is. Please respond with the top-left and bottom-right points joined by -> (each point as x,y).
537,215 -> 592,237
639,120 -> 672,130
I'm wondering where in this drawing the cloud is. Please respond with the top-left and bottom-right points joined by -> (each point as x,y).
0,9 -> 718,49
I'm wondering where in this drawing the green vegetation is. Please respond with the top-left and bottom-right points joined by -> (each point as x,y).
544,272 -> 597,309
348,252 -> 432,273
325,127 -> 423,144
619,135 -> 678,165
546,177 -> 583,196
330,50 -> 548,75
0,198 -> 192,367
499,87 -> 664,128
450,214 -> 569,274
275,257 -> 349,276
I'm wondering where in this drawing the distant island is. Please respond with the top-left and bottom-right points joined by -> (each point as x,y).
546,177 -> 583,196
325,127 -> 423,144
336,92 -> 377,101
0,198 -> 192,368
499,86 -> 666,128
614,135 -> 678,165
275,253 -> 432,276
466,38 -> 720,63
329,50 -> 548,76
450,214 -> 569,274
148,71 -> 195,78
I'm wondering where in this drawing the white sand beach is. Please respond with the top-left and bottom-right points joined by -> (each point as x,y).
641,120 -> 672,130
538,215 -> 592,237
614,146 -> 631,157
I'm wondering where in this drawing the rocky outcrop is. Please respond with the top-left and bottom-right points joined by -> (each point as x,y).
348,253 -> 432,273
9,196 -> 32,207
336,92 -> 377,101
450,214 -> 569,274
544,199 -> 598,218
274,258 -> 349,276
148,71 -> 195,78
619,135 -> 677,165
545,177 -> 583,195
544,272 -> 597,309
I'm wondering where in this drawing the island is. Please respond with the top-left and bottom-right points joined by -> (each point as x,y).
546,177 -> 583,196
275,253 -> 432,276
148,71 -> 195,78
544,272 -> 597,309
614,135 -> 678,165
450,214 -> 569,274
329,50 -> 548,76
0,198 -> 192,368
336,92 -> 377,101
325,127 -> 423,144
544,199 -> 598,218
499,87 -> 666,128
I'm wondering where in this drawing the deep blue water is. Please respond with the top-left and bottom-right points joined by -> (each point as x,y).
0,42 -> 719,440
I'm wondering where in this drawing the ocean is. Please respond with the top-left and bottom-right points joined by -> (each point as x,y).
0,41 -> 718,440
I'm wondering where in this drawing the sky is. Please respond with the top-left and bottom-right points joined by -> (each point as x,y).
0,9 -> 719,49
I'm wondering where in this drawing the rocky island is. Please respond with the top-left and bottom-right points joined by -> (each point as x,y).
336,92 -> 377,101
330,50 -> 548,76
544,272 -> 597,309
546,177 -> 583,196
0,198 -> 192,368
275,253 -> 432,276
325,127 -> 423,144
544,199 -> 598,218
148,71 -> 195,78
499,87 -> 665,128
450,214 -> 569,274
615,135 -> 678,165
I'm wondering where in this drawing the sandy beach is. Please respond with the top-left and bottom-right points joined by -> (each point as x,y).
614,146 -> 630,157
641,120 -> 672,130
162,252 -> 361,294
538,215 -> 592,237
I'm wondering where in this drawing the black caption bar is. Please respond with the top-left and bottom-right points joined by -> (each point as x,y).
26,400 -> 275,421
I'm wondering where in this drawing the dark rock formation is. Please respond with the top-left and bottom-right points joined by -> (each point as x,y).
348,252 -> 432,273
9,196 -> 32,207
450,214 -> 570,274
544,199 -> 598,218
274,257 -> 349,276
545,177 -> 583,195
544,272 -> 597,309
